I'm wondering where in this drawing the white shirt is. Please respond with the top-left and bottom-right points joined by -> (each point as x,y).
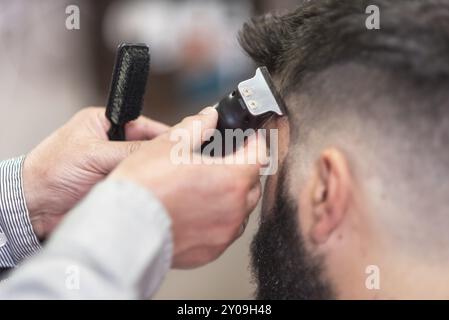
0,177 -> 173,299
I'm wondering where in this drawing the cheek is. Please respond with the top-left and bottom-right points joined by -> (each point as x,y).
262,174 -> 277,215
298,189 -> 312,242
262,117 -> 290,215
264,115 -> 289,161
274,117 -> 289,162
296,178 -> 317,249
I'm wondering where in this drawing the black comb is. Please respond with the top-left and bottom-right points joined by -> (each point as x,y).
106,43 -> 150,141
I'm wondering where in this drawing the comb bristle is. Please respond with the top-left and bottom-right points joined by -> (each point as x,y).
106,44 -> 150,127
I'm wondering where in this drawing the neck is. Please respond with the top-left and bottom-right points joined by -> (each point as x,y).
335,246 -> 449,299
375,252 -> 449,299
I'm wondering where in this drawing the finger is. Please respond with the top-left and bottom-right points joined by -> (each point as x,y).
96,140 -> 143,173
237,132 -> 269,167
225,132 -> 269,183
170,107 -> 218,151
237,216 -> 250,238
246,182 -> 262,212
125,116 -> 170,141
251,130 -> 269,166
233,184 -> 260,240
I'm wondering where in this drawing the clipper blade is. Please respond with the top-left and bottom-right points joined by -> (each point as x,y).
237,66 -> 287,117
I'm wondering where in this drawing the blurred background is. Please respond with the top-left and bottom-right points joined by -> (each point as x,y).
0,0 -> 297,299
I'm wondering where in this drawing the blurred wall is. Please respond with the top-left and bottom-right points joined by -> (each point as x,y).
0,0 -> 100,159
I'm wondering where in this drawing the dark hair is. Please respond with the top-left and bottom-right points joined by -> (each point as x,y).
238,0 -> 449,251
239,0 -> 449,95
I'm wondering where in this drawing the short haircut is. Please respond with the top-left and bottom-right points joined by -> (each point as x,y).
239,0 -> 449,253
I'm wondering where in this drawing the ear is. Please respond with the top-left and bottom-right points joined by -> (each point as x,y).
309,148 -> 353,245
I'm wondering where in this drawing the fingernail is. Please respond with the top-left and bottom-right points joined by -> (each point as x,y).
261,156 -> 270,167
199,107 -> 215,115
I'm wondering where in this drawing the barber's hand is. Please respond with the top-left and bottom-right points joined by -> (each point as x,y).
110,107 -> 267,269
23,107 -> 168,240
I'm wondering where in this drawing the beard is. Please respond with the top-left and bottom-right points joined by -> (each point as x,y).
250,165 -> 334,300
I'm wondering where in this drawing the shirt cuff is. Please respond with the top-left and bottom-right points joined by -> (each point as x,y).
0,156 -> 42,267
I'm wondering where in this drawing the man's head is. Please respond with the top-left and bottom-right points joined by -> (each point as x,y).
241,0 -> 449,299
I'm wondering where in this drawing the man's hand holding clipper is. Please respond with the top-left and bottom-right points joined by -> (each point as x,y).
111,107 -> 267,268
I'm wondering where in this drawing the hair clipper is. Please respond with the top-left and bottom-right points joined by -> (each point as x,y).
203,66 -> 286,154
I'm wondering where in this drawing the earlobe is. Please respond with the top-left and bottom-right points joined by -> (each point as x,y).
310,149 -> 352,245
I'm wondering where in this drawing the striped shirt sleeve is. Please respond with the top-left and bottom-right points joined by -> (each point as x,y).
0,156 -> 41,268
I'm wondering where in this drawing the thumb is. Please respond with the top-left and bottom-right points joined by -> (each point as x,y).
169,106 -> 218,152
96,140 -> 143,173
231,131 -> 269,166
